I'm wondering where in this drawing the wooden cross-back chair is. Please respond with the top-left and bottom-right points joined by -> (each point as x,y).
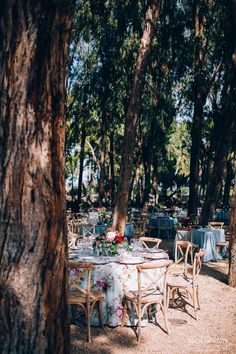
68,231 -> 80,248
139,237 -> 162,250
208,221 -> 224,229
67,219 -> 81,234
175,240 -> 194,267
175,228 -> 198,265
167,249 -> 205,320
121,260 -> 172,341
67,262 -> 104,342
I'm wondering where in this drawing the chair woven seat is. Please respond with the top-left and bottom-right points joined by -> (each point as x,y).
167,274 -> 193,288
68,289 -> 103,304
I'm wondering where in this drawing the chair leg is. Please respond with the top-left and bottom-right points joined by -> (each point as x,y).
171,288 -> 175,304
163,307 -> 170,335
121,300 -> 127,327
148,305 -> 153,321
196,286 -> 201,310
190,248 -> 193,265
166,286 -> 171,308
137,310 -> 141,342
192,287 -> 198,320
87,310 -> 91,342
98,300 -> 104,328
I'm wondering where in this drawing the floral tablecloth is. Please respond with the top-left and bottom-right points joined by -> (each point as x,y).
70,257 -> 167,327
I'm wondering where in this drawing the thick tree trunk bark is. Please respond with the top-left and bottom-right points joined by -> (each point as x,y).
113,0 -> 161,232
0,1 -> 73,353
77,115 -> 87,209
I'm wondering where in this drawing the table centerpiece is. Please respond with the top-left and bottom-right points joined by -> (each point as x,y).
93,231 -> 131,256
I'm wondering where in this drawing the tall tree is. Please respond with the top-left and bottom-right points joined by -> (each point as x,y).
188,0 -> 208,216
0,1 -> 73,352
229,177 -> 236,287
228,0 -> 236,288
200,0 -> 236,225
113,0 -> 161,232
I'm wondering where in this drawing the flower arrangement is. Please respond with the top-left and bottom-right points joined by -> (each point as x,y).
93,231 -> 124,256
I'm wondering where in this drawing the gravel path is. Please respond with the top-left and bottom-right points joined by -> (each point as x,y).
71,259 -> 236,354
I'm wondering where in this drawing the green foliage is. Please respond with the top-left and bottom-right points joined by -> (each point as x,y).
65,0 -> 233,207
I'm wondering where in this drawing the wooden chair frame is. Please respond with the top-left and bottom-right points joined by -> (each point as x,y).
167,249 -> 205,320
121,261 -> 172,341
67,262 -> 104,342
208,221 -> 224,229
175,228 -> 198,265
139,237 -> 162,250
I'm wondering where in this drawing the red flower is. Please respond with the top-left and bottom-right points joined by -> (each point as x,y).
115,233 -> 123,243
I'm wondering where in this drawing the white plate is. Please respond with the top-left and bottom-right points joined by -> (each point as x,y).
80,256 -> 110,264
144,253 -> 168,260
143,248 -> 166,253
118,257 -> 145,264
68,252 -> 79,257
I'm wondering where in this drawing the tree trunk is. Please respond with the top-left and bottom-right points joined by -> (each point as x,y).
108,131 -> 115,204
113,0 -> 161,232
200,0 -> 236,226
199,114 -> 236,225
0,1 -> 73,353
77,115 -> 87,209
98,118 -> 106,205
229,177 -> 236,287
223,158 -> 234,207
228,0 -> 236,287
188,0 -> 206,216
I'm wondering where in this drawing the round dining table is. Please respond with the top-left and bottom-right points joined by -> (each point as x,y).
191,228 -> 225,262
69,250 -> 169,327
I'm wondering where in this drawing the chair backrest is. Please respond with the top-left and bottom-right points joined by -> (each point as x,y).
68,231 -> 80,248
192,249 -> 205,279
208,222 -> 224,229
175,240 -> 192,265
67,219 -> 81,233
67,262 -> 95,300
136,261 -> 172,299
140,237 -> 162,250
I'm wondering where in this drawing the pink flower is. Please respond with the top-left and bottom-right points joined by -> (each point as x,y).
115,304 -> 123,319
106,231 -> 117,242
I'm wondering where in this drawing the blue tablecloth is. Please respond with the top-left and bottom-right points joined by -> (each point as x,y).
191,228 -> 225,262
148,217 -> 177,229
124,223 -> 134,236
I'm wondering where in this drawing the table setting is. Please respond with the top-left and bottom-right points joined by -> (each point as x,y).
68,232 -> 169,326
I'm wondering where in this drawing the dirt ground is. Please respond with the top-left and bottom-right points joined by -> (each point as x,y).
70,241 -> 236,354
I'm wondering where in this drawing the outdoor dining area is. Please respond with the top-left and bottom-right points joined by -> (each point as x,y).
66,207 -> 229,344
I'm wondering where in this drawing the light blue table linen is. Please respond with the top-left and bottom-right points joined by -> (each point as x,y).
191,228 -> 225,262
